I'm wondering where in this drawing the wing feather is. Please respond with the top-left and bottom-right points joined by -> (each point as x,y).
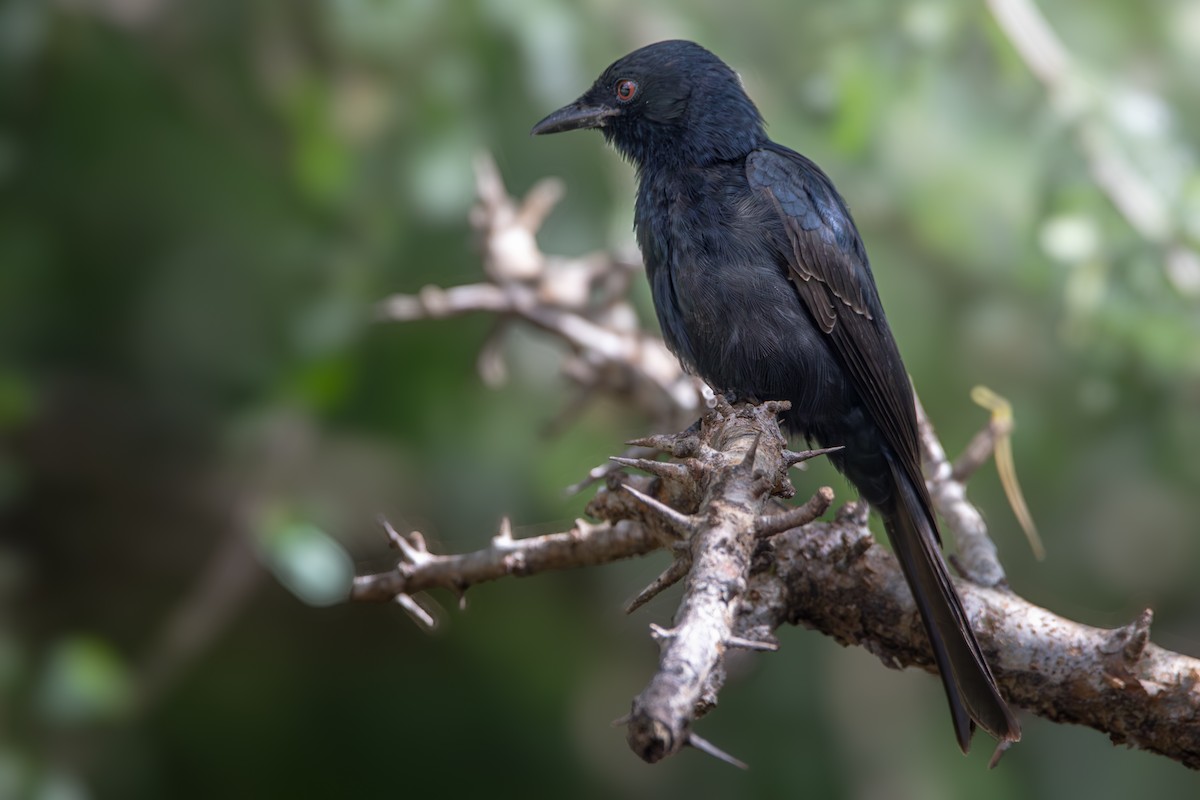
746,145 -> 932,523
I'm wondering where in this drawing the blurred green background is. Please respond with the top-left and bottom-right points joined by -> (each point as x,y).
2,0 -> 1199,797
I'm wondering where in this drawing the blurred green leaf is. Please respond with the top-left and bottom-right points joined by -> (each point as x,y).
35,637 -> 132,726
287,80 -> 352,206
256,518 -> 354,607
0,371 -> 35,429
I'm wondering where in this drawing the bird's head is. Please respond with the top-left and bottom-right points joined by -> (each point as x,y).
531,40 -> 765,171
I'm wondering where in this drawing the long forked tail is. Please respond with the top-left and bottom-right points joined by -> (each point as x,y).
883,458 -> 1021,752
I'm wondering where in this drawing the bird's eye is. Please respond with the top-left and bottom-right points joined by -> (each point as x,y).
615,79 -> 638,103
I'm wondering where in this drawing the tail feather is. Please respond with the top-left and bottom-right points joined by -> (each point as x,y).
884,458 -> 1021,752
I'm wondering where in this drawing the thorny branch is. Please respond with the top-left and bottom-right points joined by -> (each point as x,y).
620,399 -> 831,766
354,155 -> 1200,770
377,154 -> 703,433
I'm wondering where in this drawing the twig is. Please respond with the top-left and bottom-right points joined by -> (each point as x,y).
375,153 -> 704,431
352,512 -> 661,603
754,486 -> 834,538
915,394 -> 1009,588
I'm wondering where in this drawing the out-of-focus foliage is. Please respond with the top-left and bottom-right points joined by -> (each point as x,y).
1,1 -> 1197,797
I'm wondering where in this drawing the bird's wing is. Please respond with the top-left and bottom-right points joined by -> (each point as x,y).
746,145 -> 932,523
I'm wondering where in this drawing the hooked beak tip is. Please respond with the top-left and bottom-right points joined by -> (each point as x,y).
531,103 -> 619,136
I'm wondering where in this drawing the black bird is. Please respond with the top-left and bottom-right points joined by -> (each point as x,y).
532,40 -> 1020,752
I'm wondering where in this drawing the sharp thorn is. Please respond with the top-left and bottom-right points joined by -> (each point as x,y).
395,593 -> 437,630
734,432 -> 764,476
754,486 -> 834,537
648,623 -> 676,642
379,516 -> 405,549
725,636 -> 779,652
381,520 -> 433,566
783,445 -> 843,467
493,516 -> 514,546
621,484 -> 697,538
625,556 -> 691,614
626,434 -> 677,451
686,731 -> 749,770
609,456 -> 689,481
564,462 -> 615,496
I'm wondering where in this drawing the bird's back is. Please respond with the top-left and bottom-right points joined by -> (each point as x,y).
634,155 -> 858,433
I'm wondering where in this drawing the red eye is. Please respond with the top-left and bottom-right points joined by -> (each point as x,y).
615,79 -> 638,103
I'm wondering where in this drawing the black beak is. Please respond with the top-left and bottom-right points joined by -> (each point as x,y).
531,101 -> 620,136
